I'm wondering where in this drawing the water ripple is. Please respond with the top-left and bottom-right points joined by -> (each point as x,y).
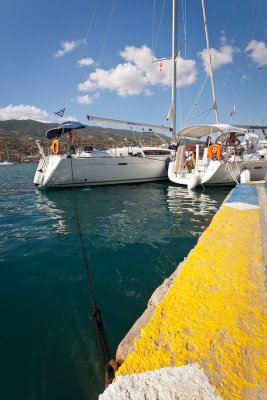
0,164 -> 231,400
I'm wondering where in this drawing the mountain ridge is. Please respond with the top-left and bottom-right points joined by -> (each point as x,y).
0,119 -> 172,142
0,119 -> 203,163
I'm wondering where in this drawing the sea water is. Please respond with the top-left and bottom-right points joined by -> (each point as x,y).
0,164 -> 231,400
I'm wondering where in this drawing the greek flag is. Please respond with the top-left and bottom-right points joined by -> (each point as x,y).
54,108 -> 65,117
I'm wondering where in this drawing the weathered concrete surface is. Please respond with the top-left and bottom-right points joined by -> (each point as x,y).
113,183 -> 267,400
99,364 -> 222,400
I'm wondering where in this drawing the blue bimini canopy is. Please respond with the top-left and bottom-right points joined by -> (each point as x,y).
46,121 -> 85,140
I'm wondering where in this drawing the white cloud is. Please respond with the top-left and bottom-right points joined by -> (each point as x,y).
78,45 -> 197,98
120,45 -> 197,87
79,63 -> 149,97
198,45 -> 235,75
245,40 -> 267,66
54,39 -> 85,57
0,104 -> 49,121
241,74 -> 248,82
77,93 -> 99,105
176,57 -> 197,86
78,57 -> 94,67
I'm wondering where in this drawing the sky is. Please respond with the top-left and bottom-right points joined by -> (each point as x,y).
0,0 -> 266,138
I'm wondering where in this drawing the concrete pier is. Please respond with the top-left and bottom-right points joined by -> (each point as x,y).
100,183 -> 267,400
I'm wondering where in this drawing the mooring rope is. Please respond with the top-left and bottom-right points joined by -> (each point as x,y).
69,155 -> 120,388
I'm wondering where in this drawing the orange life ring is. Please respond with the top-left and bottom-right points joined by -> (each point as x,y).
52,139 -> 60,155
208,144 -> 222,159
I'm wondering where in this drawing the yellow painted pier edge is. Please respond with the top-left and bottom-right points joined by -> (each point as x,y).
116,184 -> 267,400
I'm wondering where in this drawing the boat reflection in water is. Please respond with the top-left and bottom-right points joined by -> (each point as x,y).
36,183 -> 178,246
34,182 -> 230,398
36,183 -> 230,248
167,185 -> 227,236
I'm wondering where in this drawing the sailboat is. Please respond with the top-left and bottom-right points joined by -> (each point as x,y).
0,160 -> 15,165
33,3 -> 179,189
168,123 -> 267,189
0,144 -> 15,165
33,120 -> 174,188
168,0 -> 267,189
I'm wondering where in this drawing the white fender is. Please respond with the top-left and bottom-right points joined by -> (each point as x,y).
240,169 -> 251,183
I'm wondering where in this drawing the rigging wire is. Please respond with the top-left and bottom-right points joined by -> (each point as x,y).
98,0 -> 117,66
174,0 -> 187,131
251,0 -> 263,39
152,0 -> 156,55
177,87 -> 182,130
191,0 -> 262,126
227,0 -> 263,120
199,108 -> 212,124
250,0 -> 264,124
176,0 -> 187,130
222,0 -> 240,33
179,0 -> 212,126
147,0 -> 158,134
206,0 -> 240,73
65,0 -> 100,111
185,74 -> 209,126
150,0 -> 170,132
189,0 -> 239,126
153,0 -> 166,56
254,64 -> 262,125
181,0 -> 187,59
183,107 -> 213,126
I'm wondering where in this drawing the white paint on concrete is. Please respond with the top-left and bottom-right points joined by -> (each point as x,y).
224,202 -> 259,210
99,363 -> 222,400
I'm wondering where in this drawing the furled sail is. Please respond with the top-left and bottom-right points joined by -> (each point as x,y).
167,101 -> 175,125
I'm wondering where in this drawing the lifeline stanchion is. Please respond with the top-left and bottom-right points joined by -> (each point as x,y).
69,156 -> 120,387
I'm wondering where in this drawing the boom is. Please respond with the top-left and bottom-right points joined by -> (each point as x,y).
87,115 -> 173,133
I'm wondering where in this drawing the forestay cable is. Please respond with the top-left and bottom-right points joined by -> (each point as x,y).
98,0 -> 117,66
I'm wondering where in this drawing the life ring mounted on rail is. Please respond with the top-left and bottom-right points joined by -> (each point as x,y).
208,144 -> 222,159
52,139 -> 60,155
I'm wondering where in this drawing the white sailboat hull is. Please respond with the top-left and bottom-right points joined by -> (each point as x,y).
34,153 -> 171,188
168,158 -> 267,187
201,159 -> 267,185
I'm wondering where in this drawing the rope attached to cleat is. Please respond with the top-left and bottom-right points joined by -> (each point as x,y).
70,156 -> 120,387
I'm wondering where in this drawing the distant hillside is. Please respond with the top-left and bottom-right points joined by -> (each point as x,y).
0,120 -> 57,138
0,119 -> 172,143
0,119 -> 203,163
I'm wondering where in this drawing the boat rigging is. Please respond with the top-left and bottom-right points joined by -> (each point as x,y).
168,0 -> 267,189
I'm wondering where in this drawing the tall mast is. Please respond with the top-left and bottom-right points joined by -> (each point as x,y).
201,0 -> 219,124
172,0 -> 177,139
